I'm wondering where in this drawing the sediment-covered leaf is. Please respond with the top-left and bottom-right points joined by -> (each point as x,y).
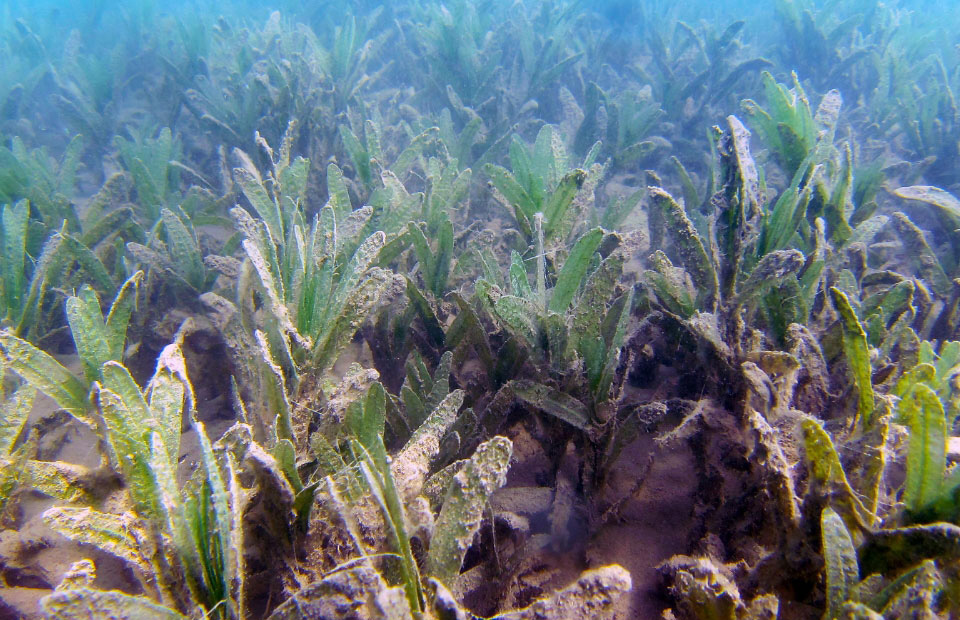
146,343 -> 192,462
104,271 -> 143,360
901,383 -> 946,514
66,287 -> 112,382
0,380 -> 35,454
392,390 -> 464,501
649,186 -> 717,310
495,565 -> 632,620
43,507 -> 151,573
97,362 -> 161,516
889,212 -> 951,297
894,185 -> 960,219
1,200 -> 29,318
822,506 -> 860,619
429,436 -> 512,585
511,380 -> 590,429
829,288 -> 874,429
645,251 -> 697,318
235,165 -> 283,243
161,208 -> 205,291
40,588 -> 186,620
266,566 -> 396,620
0,331 -> 91,426
801,417 -> 874,528
26,460 -> 96,504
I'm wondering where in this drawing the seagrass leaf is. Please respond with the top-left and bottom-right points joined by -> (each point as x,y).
128,157 -> 163,218
0,380 -> 35,455
272,438 -> 302,494
312,268 -> 400,374
235,166 -> 283,243
195,419 -> 234,613
571,249 -> 626,354
393,126 -> 439,178
890,212 -> 951,298
401,385 -> 426,432
223,451 -> 245,614
1,200 -> 28,316
40,588 -> 187,620
80,205 -> 134,250
424,351 -> 453,413
356,439 -> 423,612
429,436 -> 512,586
347,381 -> 386,453
326,163 -> 352,223
279,156 -> 310,209
902,383 -> 946,514
485,163 -> 536,230
161,208 -> 204,291
830,288 -> 875,430
726,115 -> 762,215
645,251 -> 696,318
104,271 -> 143,360
255,330 -> 293,443
736,250 -> 804,308
894,185 -> 960,219
874,559 -> 942,618
410,223 -> 436,286
511,381 -> 590,429
493,295 -> 539,349
542,169 -> 587,238
42,507 -> 150,573
16,232 -> 66,337
97,363 -> 158,515
149,432 -> 206,602
550,227 -> 603,314
339,125 -> 371,187
66,287 -> 111,383
146,344 -> 192,463
648,187 -> 717,309
508,251 -> 533,300
597,288 -> 634,401
431,216 -> 454,297
242,238 -> 305,349
392,389 -> 464,501
822,506 -> 860,619
763,183 -> 808,255
329,231 -> 387,315
60,233 -> 116,292
26,460 -> 96,504
801,417 -> 874,529
0,331 -> 91,426
0,449 -> 30,517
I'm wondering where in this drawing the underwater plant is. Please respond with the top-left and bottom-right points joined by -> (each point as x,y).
641,18 -> 771,135
285,369 -> 632,618
0,271 -> 143,427
485,124 -> 600,250
231,139 -> 401,381
35,346 -> 251,620
476,222 -> 634,427
5,1 -> 960,618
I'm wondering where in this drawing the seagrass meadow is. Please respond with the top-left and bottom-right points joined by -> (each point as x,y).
4,0 -> 960,618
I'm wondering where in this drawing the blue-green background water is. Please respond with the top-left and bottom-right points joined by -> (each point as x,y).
3,0 -> 960,251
